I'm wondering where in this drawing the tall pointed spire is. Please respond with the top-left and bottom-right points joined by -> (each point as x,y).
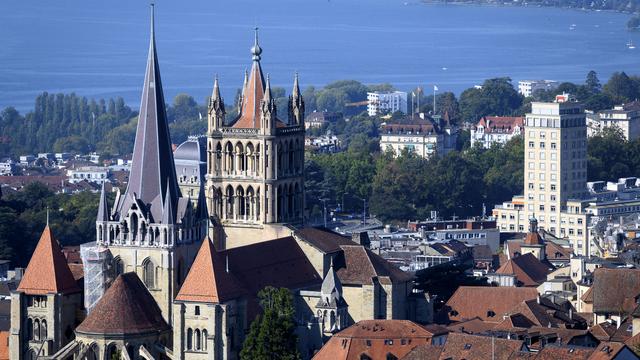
97,182 -> 109,222
120,4 -> 180,219
263,74 -> 272,103
232,29 -> 266,128
289,72 -> 305,125
292,72 -> 301,99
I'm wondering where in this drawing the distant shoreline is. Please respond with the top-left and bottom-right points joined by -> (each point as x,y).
419,0 -> 638,16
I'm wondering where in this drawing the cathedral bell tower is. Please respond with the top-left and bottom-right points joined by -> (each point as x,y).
205,29 -> 306,249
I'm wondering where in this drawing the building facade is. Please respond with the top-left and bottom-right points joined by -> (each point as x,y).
205,32 -> 305,249
518,80 -> 559,98
379,117 -> 456,158
587,101 -> 640,140
174,135 -> 207,202
367,91 -> 408,116
470,116 -> 523,149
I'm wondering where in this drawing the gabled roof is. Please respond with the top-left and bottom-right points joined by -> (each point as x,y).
495,253 -> 552,287
118,5 -> 180,219
437,332 -> 526,360
591,268 -> 640,314
17,226 -> 80,295
76,272 -> 170,336
175,237 -> 245,303
336,244 -> 413,286
441,286 -> 538,324
294,227 -> 354,253
476,116 -> 524,134
312,320 -> 435,360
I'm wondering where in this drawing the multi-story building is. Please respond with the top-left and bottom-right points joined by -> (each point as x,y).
367,91 -> 408,116
470,116 -> 523,148
518,80 -> 559,98
66,166 -> 109,184
304,111 -> 341,129
379,117 -> 456,158
205,31 -> 305,249
586,101 -> 640,140
493,195 -> 526,232
523,95 -> 587,237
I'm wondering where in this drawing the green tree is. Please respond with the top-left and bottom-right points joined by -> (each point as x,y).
459,78 -> 522,122
585,70 -> 602,94
603,72 -> 638,103
240,287 -> 300,360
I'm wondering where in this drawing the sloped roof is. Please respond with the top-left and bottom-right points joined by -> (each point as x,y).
17,226 -> 80,295
495,253 -> 552,287
476,116 -> 524,134
312,320 -> 435,360
581,287 -> 594,303
591,268 -> 640,314
76,272 -> 170,336
437,332 -> 526,360
441,286 -> 538,324
118,6 -> 180,220
175,237 -> 246,303
294,227 -> 354,253
534,346 -> 595,360
336,245 -> 413,285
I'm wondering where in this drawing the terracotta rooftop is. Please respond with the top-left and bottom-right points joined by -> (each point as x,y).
440,286 -> 538,324
437,332 -> 526,360
175,237 -> 246,303
475,116 -> 524,134
591,268 -> 640,314
76,272 -> 170,336
17,226 -> 80,295
312,320 -> 436,360
495,253 -> 552,287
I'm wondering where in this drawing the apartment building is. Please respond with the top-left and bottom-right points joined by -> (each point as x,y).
586,101 -> 640,140
367,91 -> 408,116
518,80 -> 559,98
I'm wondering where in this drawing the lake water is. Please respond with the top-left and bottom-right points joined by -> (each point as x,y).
0,0 -> 638,112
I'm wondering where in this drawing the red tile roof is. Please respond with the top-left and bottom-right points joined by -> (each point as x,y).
476,116 -> 524,134
438,332 -> 526,360
441,286 -> 539,324
175,237 -> 246,303
76,272 -> 170,336
495,253 -> 552,287
0,331 -> 7,360
591,268 -> 640,314
17,226 -> 80,295
312,320 -> 435,360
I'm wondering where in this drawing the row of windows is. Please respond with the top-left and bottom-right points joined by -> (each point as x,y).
186,328 -> 208,352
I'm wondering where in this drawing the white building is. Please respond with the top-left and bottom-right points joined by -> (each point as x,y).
471,116 -> 524,148
586,101 -> 640,140
518,80 -> 559,98
67,166 -> 109,184
379,118 -> 456,158
367,91 -> 408,116
0,160 -> 16,176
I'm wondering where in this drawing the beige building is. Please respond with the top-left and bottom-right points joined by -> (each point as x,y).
587,101 -> 640,140
493,195 -> 526,232
205,32 -> 305,249
379,117 -> 456,158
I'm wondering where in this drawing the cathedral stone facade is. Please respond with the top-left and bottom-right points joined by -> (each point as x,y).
9,6 -> 431,360
205,30 -> 305,249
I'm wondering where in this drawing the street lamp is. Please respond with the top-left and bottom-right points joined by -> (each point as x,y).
352,195 -> 367,225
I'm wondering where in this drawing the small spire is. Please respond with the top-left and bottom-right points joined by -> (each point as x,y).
150,3 -> 155,43
243,69 -> 249,89
251,27 -> 262,61
263,74 -> 272,102
212,75 -> 220,100
46,206 -> 50,226
97,182 -> 110,222
292,72 -> 301,97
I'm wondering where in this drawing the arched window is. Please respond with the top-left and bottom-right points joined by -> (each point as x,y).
28,349 -> 36,360
33,319 -> 40,341
106,343 -> 118,360
202,329 -> 208,351
130,213 -> 139,244
187,328 -> 193,350
143,258 -> 155,289
40,320 -> 47,340
195,329 -> 201,351
113,257 -> 124,277
27,318 -> 33,340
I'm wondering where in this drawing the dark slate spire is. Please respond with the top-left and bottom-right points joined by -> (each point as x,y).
289,72 -> 304,125
210,75 -> 225,114
97,183 -> 109,222
120,4 -> 180,217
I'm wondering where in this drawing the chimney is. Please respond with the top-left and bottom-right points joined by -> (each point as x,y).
352,232 -> 371,248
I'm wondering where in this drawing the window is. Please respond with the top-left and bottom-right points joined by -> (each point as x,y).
202,329 -> 208,351
384,339 -> 394,345
540,142 -> 545,148
143,258 -> 155,289
386,354 -> 398,360
529,141 -> 535,148
187,328 -> 193,350
195,306 -> 200,316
